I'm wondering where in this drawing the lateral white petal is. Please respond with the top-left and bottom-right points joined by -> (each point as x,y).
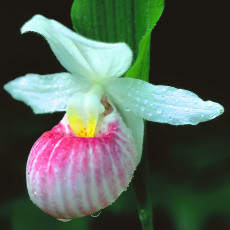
4,73 -> 89,114
105,78 -> 224,125
107,96 -> 144,164
21,15 -> 132,80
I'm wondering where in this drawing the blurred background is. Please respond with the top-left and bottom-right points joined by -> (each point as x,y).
0,0 -> 229,229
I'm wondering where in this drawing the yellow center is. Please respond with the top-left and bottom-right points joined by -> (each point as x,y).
66,85 -> 105,137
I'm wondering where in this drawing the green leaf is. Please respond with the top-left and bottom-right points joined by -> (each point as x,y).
71,0 -> 164,82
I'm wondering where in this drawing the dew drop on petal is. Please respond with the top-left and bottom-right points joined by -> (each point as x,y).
207,101 -> 213,107
193,99 -> 198,103
124,106 -> 130,112
154,95 -> 164,101
91,210 -> 102,218
184,107 -> 189,112
210,114 -> 217,119
147,113 -> 152,117
189,117 -> 198,124
144,99 -> 148,105
156,110 -> 162,114
140,106 -> 145,112
58,219 -> 72,222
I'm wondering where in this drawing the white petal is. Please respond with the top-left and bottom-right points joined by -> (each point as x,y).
105,78 -> 224,125
108,96 -> 144,164
4,73 -> 89,114
21,15 -> 132,80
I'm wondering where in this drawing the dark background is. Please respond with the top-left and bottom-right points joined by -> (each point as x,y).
0,0 -> 229,230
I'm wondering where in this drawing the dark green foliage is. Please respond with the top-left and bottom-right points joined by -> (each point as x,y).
71,0 -> 164,82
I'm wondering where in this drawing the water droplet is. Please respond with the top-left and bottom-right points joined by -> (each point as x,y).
184,107 -> 189,112
58,219 -> 72,222
155,95 -> 164,101
162,87 -> 167,92
140,106 -> 145,112
189,117 -> 198,124
147,113 -> 152,117
207,101 -> 213,107
156,110 -> 162,114
124,106 -> 130,112
140,209 -> 145,218
192,99 -> 198,103
91,210 -> 102,218
169,105 -> 173,109
144,99 -> 148,104
210,114 -> 217,119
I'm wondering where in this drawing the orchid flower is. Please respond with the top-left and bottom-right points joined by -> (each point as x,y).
4,15 -> 223,221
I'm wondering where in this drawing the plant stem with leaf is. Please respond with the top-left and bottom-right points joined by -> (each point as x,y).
133,128 -> 153,230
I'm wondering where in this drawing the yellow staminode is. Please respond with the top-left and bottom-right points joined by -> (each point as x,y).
67,85 -> 105,137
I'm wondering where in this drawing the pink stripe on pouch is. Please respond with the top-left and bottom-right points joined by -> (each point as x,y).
26,112 -> 138,220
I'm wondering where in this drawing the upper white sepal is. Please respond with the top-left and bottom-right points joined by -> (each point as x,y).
21,14 -> 133,81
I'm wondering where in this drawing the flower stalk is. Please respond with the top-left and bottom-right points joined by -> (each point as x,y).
133,127 -> 153,230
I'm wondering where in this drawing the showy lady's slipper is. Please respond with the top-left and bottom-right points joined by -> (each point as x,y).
4,15 -> 223,221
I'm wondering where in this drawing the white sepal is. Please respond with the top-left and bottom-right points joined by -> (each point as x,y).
21,15 -> 133,81
105,78 -> 224,125
4,73 -> 89,114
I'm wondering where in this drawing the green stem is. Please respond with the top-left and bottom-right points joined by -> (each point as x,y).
133,129 -> 153,230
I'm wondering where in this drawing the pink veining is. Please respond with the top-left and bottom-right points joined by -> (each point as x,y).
26,113 -> 138,220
